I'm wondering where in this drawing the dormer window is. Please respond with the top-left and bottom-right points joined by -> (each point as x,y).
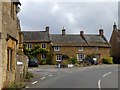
54,46 -> 60,51
41,43 -> 46,49
78,47 -> 83,51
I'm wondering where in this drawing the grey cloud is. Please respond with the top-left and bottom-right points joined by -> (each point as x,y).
18,2 -> 118,40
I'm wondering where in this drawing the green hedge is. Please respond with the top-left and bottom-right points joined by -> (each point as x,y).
41,60 -> 46,65
69,57 -> 77,64
102,57 -> 113,64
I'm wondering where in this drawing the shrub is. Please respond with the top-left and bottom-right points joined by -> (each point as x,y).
51,59 -> 57,65
69,57 -> 77,64
102,57 -> 113,64
75,63 -> 80,67
24,71 -> 33,81
46,59 -> 52,65
61,60 -> 70,67
46,52 -> 53,65
41,60 -> 46,65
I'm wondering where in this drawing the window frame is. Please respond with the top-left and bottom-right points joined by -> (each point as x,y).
7,49 -> 10,71
54,46 -> 60,51
78,47 -> 83,51
10,49 -> 13,71
7,48 -> 13,71
11,2 -> 15,20
77,54 -> 85,61
27,44 -> 32,49
56,55 -> 62,61
41,54 -> 46,60
41,43 -> 46,49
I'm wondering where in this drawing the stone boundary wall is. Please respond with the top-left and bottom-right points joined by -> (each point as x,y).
16,55 -> 28,83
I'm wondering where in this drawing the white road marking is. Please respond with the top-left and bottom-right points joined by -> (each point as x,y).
49,74 -> 53,77
41,77 -> 46,80
32,81 -> 38,84
102,72 -> 111,77
98,80 -> 101,90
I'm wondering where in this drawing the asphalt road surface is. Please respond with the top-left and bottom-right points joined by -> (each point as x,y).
25,65 -> 119,89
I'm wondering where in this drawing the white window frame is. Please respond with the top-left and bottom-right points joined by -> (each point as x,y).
41,43 -> 46,49
27,44 -> 32,49
78,47 -> 83,51
54,46 -> 60,51
41,54 -> 46,60
56,55 -> 62,61
77,54 -> 85,61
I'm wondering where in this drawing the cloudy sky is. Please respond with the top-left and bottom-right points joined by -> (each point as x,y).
18,0 -> 119,40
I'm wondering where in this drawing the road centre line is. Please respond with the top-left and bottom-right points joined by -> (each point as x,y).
98,80 -> 101,90
32,81 -> 38,84
98,72 -> 112,89
102,72 -> 111,77
41,77 -> 46,80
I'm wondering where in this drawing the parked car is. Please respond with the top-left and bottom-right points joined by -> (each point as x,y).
81,59 -> 91,66
83,58 -> 98,65
28,57 -> 39,67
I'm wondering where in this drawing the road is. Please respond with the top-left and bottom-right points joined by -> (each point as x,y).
25,65 -> 119,89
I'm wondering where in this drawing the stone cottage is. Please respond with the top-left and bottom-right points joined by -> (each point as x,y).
0,0 -> 27,89
23,27 -> 111,64
22,27 -> 51,64
50,28 -> 111,63
110,23 -> 120,64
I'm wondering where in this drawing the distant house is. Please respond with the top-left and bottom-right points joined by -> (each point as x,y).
110,23 -> 120,64
23,27 -> 110,64
0,0 -> 24,89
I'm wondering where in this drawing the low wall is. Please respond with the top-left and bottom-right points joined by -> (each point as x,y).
16,55 -> 28,83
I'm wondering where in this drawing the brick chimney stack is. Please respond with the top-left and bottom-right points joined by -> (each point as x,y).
46,26 -> 49,33
80,31 -> 84,36
99,29 -> 104,36
62,27 -> 65,35
113,23 -> 117,30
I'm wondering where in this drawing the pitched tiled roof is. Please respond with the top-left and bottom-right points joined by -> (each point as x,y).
117,30 -> 120,36
50,34 -> 110,47
22,31 -> 110,47
22,31 -> 50,42
84,35 -> 110,47
50,34 -> 88,46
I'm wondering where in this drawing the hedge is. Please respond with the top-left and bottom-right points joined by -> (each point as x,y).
102,57 -> 113,64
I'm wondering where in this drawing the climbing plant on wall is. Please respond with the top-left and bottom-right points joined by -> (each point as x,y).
23,45 -> 48,58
